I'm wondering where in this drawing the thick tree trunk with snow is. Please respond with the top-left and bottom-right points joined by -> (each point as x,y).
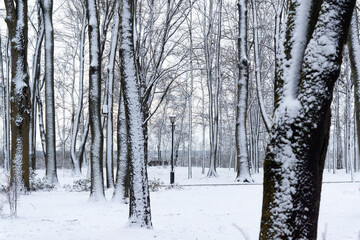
40,0 -> 58,185
260,1 -> 355,239
119,0 -> 152,228
235,0 -> 252,182
86,0 -> 105,201
5,0 -> 31,190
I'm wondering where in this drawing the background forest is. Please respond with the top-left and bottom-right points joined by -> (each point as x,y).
0,0 -> 359,239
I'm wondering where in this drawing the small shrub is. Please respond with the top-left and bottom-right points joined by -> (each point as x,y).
148,178 -> 164,192
64,179 -> 91,192
165,183 -> 183,190
30,172 -> 55,191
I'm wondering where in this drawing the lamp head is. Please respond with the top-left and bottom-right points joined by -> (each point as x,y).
169,115 -> 176,124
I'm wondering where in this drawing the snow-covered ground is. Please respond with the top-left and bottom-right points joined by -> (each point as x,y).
0,167 -> 359,240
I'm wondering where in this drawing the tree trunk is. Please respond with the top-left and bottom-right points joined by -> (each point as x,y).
235,0 -> 252,182
188,0 -> 194,179
0,31 -> 9,171
29,6 -> 44,171
5,0 -> 31,191
86,0 -> 105,201
105,0 -> 119,189
252,0 -> 271,133
113,88 -> 129,202
71,2 -> 87,175
260,1 -> 355,239
40,0 -> 58,185
119,0 -> 152,228
347,9 -> 360,172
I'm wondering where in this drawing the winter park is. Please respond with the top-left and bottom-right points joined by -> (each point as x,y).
1,0 -> 360,239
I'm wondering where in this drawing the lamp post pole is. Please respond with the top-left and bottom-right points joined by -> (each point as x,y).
170,115 -> 176,184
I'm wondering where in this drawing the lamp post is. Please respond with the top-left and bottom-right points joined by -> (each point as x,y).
169,115 -> 176,184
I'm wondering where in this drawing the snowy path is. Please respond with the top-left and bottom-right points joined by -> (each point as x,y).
0,167 -> 359,240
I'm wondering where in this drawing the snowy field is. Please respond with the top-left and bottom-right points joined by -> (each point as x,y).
0,167 -> 360,240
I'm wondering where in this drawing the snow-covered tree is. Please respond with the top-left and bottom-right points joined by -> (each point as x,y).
260,0 -> 355,239
235,0 -> 252,182
40,0 -> 58,185
348,9 -> 360,168
119,0 -> 152,228
4,0 -> 31,191
86,0 -> 105,201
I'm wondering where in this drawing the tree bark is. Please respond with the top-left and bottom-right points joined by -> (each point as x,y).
40,0 -> 58,185
347,9 -> 360,171
29,5 -> 44,171
235,0 -> 252,182
260,1 -> 355,239
105,0 -> 119,189
5,0 -> 31,191
71,1 -> 87,175
0,30 -> 9,171
119,0 -> 152,228
86,0 -> 105,201
113,88 -> 129,202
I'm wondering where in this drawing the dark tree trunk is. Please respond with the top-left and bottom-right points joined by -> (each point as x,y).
260,1 -> 355,239
5,0 -> 31,191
